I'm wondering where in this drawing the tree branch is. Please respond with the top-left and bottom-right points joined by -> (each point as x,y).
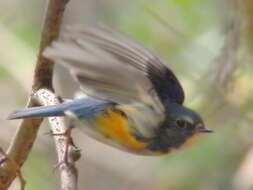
0,0 -> 69,189
33,89 -> 79,190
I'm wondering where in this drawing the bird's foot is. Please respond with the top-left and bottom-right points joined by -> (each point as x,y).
49,128 -> 77,171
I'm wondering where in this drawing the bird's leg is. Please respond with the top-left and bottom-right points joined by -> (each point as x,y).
53,128 -> 73,165
48,120 -> 76,170
0,147 -> 26,190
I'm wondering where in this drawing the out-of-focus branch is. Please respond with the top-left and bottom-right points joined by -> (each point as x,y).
0,0 -> 69,189
34,89 -> 79,190
215,0 -> 241,89
233,1 -> 253,189
243,0 -> 253,50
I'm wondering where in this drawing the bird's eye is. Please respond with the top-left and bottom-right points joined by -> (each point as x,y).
176,119 -> 187,128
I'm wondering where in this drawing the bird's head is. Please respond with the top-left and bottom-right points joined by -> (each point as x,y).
148,102 -> 212,153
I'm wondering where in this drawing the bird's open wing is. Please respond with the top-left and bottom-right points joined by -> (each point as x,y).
43,25 -> 185,114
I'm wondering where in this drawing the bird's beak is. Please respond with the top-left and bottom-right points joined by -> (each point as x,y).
196,124 -> 213,133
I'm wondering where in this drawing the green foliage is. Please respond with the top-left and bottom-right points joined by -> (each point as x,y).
0,66 -> 9,80
13,23 -> 40,49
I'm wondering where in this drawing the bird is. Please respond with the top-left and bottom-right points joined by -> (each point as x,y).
8,26 -> 212,155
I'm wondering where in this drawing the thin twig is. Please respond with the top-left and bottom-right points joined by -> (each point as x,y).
0,0 -> 69,189
214,0 -> 241,89
33,89 -> 80,190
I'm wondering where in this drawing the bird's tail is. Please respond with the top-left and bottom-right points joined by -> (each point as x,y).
7,104 -> 68,120
8,98 -> 114,120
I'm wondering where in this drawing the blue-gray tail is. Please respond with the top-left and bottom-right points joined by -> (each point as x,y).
8,98 -> 114,120
8,104 -> 67,120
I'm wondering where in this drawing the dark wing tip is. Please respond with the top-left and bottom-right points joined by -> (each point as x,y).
147,60 -> 185,105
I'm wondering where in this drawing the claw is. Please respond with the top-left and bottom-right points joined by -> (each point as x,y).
53,160 -> 66,173
51,128 -> 74,171
43,130 -> 53,136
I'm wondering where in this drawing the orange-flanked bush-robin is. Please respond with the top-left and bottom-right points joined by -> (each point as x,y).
8,26 -> 212,155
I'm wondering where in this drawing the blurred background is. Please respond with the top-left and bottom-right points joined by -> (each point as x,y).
1,0 -> 253,189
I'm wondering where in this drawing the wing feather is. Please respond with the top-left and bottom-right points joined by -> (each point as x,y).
43,25 -> 184,112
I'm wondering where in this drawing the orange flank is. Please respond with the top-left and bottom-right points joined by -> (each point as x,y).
95,109 -> 146,151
